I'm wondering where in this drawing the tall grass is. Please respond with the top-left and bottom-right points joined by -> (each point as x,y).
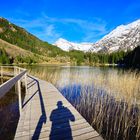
28,66 -> 140,140
62,85 -> 140,140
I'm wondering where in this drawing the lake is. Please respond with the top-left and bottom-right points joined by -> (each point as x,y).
0,65 -> 140,140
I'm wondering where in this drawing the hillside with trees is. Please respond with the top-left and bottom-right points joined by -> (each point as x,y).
121,46 -> 140,68
0,17 -> 66,58
0,39 -> 47,64
84,51 -> 128,65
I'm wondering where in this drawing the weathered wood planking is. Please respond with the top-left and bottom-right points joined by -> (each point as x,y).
14,76 -> 103,140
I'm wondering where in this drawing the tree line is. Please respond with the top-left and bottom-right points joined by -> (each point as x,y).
68,46 -> 140,68
0,46 -> 139,68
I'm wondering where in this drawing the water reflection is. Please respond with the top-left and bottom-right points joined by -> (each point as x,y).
0,78 -> 25,140
25,65 -> 123,85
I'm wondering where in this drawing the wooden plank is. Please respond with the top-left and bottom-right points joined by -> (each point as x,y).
16,117 -> 85,132
14,75 -> 103,140
16,118 -> 86,134
15,122 -> 91,138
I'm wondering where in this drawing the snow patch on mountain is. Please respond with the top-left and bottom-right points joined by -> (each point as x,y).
90,19 -> 140,52
54,38 -> 93,52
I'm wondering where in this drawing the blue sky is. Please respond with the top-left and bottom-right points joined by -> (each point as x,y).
0,0 -> 140,43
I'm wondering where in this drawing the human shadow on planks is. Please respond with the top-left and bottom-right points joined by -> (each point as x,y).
26,76 -> 47,140
49,101 -> 75,140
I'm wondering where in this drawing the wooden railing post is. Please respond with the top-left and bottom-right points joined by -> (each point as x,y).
14,66 -> 18,95
18,67 -> 22,115
25,73 -> 28,94
18,78 -> 22,115
0,66 -> 1,83
1,66 -> 3,83
14,66 -> 16,76
0,66 -> 1,77
1,66 -> 3,77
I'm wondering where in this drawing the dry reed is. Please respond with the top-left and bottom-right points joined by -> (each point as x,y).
28,66 -> 140,140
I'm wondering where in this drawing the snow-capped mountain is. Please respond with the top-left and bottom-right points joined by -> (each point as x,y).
54,19 -> 140,53
90,19 -> 140,52
54,38 -> 93,52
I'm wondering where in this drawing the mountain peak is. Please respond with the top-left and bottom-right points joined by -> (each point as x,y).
90,19 -> 140,52
54,38 -> 93,52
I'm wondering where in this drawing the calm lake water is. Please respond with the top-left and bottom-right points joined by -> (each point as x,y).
26,65 -> 126,85
0,65 -> 139,140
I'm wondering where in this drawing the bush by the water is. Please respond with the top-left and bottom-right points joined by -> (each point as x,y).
0,48 -> 10,64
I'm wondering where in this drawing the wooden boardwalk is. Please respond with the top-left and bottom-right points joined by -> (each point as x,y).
14,75 -> 103,140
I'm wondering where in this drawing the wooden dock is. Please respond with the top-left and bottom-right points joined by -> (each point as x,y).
14,75 -> 103,140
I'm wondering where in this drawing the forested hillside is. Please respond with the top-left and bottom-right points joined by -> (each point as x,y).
0,17 -> 66,57
122,46 -> 140,67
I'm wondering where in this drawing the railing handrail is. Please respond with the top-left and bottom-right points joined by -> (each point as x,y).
0,68 -> 27,98
0,65 -> 26,71
0,66 -> 28,115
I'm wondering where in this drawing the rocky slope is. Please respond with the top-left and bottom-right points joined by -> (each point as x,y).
90,19 -> 140,52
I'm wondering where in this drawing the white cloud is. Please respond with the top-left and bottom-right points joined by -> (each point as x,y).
43,14 -> 107,31
8,14 -> 109,43
43,14 -> 109,42
45,25 -> 54,36
8,17 -> 62,43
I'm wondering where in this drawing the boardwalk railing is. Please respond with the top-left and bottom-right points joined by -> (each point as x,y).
0,66 -> 27,115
